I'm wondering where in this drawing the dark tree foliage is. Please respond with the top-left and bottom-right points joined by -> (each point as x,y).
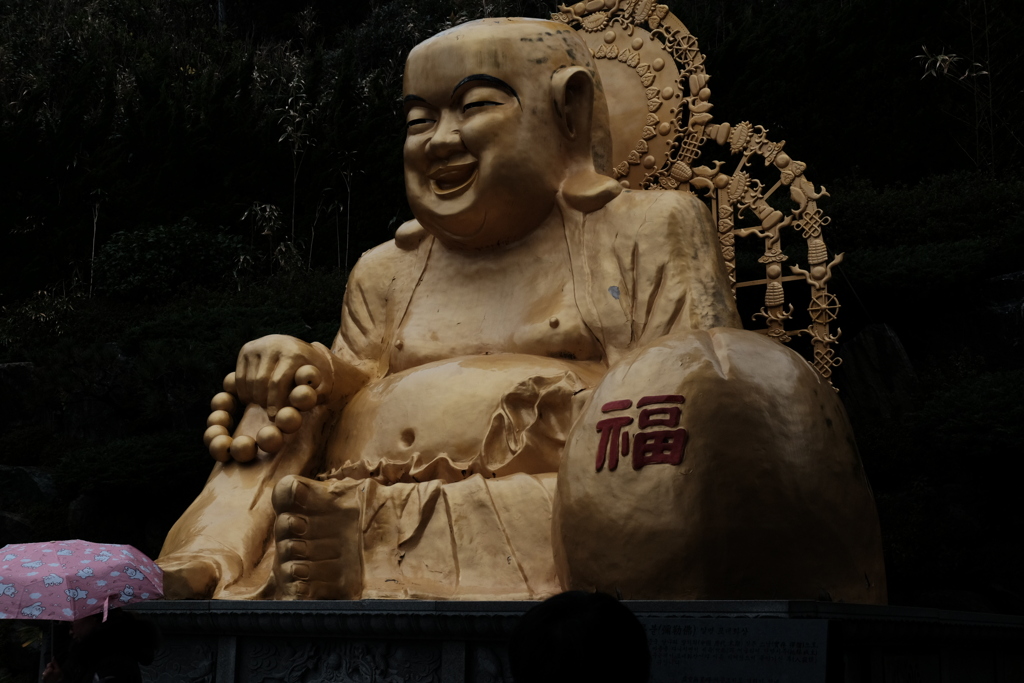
0,1 -> 1023,671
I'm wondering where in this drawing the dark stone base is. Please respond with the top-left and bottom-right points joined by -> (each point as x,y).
126,600 -> 1024,683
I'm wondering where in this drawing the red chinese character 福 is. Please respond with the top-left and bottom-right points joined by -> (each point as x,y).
594,395 -> 688,472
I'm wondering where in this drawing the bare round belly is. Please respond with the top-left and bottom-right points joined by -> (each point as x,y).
322,354 -> 605,484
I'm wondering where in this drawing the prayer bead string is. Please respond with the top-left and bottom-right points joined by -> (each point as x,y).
203,365 -> 323,463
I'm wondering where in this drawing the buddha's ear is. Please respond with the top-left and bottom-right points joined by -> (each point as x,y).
552,65 -> 622,213
550,66 -> 595,145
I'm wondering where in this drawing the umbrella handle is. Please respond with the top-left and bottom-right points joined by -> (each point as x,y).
102,595 -> 109,622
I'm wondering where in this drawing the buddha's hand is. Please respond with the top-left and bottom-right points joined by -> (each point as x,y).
235,334 -> 338,418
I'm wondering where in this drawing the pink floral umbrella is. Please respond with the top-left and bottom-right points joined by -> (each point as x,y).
0,540 -> 163,621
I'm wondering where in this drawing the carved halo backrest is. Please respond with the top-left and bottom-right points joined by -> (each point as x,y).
552,1 -> 844,383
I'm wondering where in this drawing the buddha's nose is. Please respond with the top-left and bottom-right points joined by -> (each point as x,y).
425,112 -> 465,159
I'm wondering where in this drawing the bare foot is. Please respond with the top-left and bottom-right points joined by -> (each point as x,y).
157,552 -> 236,599
271,474 -> 364,599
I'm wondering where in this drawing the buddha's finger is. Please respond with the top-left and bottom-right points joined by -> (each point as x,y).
267,359 -> 301,418
234,353 -> 252,404
237,345 -> 266,407
251,351 -> 278,410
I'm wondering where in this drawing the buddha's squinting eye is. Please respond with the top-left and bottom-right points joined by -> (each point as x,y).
463,100 -> 502,112
406,118 -> 435,131
405,105 -> 436,131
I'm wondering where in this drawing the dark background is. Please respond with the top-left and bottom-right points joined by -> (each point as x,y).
2,0 -> 1023,676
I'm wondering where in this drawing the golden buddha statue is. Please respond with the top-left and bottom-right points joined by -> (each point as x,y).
157,17 -> 886,603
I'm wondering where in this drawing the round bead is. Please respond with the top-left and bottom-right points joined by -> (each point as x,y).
223,372 -> 237,394
642,155 -> 656,169
713,173 -> 730,189
631,37 -> 644,51
775,152 -> 791,169
210,391 -> 237,413
661,86 -> 674,99
230,435 -> 257,463
208,410 -> 233,429
257,425 -> 285,454
573,2 -> 586,15
658,122 -> 671,135
276,407 -> 303,434
289,384 -> 318,412
204,425 -> 229,447
698,87 -> 711,101
767,264 -> 782,278
652,58 -> 665,71
394,339 -> 404,350
811,266 -> 828,280
603,30 -> 616,44
294,365 -> 322,389
549,317 -> 560,329
604,0 -> 616,7
209,435 -> 233,462
619,180 -> 631,188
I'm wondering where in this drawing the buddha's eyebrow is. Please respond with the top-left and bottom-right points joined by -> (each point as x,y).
403,94 -> 428,106
451,74 -> 521,106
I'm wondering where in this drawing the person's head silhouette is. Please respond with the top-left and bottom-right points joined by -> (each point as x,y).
510,591 -> 650,683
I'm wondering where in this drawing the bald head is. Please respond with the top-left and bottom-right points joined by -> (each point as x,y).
412,17 -> 595,75
405,18 -> 612,173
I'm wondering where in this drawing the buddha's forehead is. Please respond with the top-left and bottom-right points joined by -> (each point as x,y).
403,18 -> 593,99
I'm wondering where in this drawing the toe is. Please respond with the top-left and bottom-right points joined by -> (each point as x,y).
274,556 -> 353,600
276,538 -> 310,563
274,512 -> 310,542
275,560 -> 311,600
272,474 -> 309,514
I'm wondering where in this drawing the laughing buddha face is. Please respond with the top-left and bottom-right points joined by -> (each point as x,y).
402,18 -> 602,250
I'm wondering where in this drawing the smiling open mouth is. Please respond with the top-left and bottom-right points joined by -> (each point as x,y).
428,161 -> 478,196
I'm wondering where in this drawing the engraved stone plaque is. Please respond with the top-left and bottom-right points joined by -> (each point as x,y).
639,617 -> 828,683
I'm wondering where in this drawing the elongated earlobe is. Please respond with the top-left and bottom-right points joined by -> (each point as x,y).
560,169 -> 623,213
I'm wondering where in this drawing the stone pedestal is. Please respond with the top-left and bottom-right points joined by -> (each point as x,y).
127,600 -> 1024,683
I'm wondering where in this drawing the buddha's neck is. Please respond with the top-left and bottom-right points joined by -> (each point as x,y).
431,205 -> 566,264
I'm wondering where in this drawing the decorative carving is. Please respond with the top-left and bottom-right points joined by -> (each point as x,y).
791,253 -> 845,377
141,639 -> 214,683
582,8 -> 685,189
554,2 -> 844,383
468,644 -> 514,683
242,640 -> 440,683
